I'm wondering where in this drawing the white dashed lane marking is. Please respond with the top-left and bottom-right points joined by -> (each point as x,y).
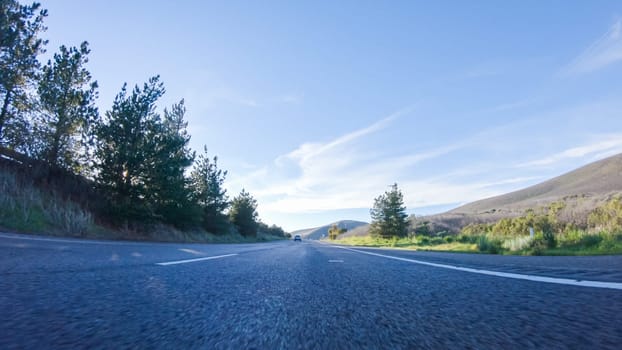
156,254 -> 238,266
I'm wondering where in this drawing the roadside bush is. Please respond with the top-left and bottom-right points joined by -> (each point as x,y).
529,241 -> 546,255
0,170 -> 38,219
457,234 -> 479,244
444,235 -> 455,243
542,230 -> 556,248
579,234 -> 603,248
528,231 -> 556,255
477,235 -> 503,254
598,234 -> 616,251
502,235 -> 532,252
43,197 -> 93,236
461,223 -> 491,236
413,221 -> 431,236
429,236 -> 445,245
0,166 -> 95,235
588,197 -> 622,233
557,229 -> 584,247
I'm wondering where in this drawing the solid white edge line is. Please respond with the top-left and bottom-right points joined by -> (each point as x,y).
333,246 -> 622,291
156,253 -> 238,266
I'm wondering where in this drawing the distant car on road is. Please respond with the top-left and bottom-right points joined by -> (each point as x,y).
294,234 -> 302,241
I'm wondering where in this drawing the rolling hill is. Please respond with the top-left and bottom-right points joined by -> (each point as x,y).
291,220 -> 368,240
424,153 -> 622,233
451,153 -> 622,214
337,153 -> 622,238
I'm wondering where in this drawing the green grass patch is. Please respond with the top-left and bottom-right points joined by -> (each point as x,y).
332,230 -> 622,256
332,235 -> 479,253
541,232 -> 622,256
415,242 -> 478,252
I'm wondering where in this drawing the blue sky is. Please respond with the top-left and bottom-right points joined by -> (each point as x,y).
42,1 -> 622,231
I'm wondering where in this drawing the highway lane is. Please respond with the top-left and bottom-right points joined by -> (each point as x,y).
1,233 -> 622,349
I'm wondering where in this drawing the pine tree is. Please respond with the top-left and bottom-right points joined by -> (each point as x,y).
229,189 -> 258,237
147,99 -> 195,227
190,146 -> 230,233
369,183 -> 409,238
95,76 -> 165,222
0,0 -> 47,147
35,42 -> 98,173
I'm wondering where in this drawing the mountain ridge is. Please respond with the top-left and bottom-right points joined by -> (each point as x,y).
291,220 -> 368,240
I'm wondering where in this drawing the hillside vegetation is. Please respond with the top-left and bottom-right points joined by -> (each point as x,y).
334,155 -> 622,255
423,153 -> 622,233
0,1 -> 288,242
337,196 -> 622,255
0,159 -> 94,236
0,155 -> 287,243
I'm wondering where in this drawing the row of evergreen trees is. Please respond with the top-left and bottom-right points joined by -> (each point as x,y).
0,0 -> 281,237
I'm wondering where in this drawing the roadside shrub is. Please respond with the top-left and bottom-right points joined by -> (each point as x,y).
557,229 -> 584,247
457,234 -> 479,244
588,197 -> 622,233
542,230 -> 556,248
0,166 -> 95,235
461,223 -> 491,236
418,236 -> 430,245
579,234 -> 603,248
413,221 -> 431,236
429,236 -> 444,245
598,235 -> 615,251
502,235 -> 533,252
0,169 -> 45,229
529,241 -> 546,256
43,197 -> 93,236
477,235 -> 503,254
444,235 -> 455,243
528,231 -> 556,255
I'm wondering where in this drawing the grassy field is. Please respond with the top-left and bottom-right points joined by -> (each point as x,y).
331,231 -> 622,256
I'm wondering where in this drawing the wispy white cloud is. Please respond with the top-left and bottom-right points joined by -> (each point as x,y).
283,109 -> 404,164
517,134 -> 622,167
226,106 -> 488,216
230,109 -> 562,218
563,19 -> 622,75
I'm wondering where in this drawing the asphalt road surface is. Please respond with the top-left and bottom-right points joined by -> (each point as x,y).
1,232 -> 622,349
